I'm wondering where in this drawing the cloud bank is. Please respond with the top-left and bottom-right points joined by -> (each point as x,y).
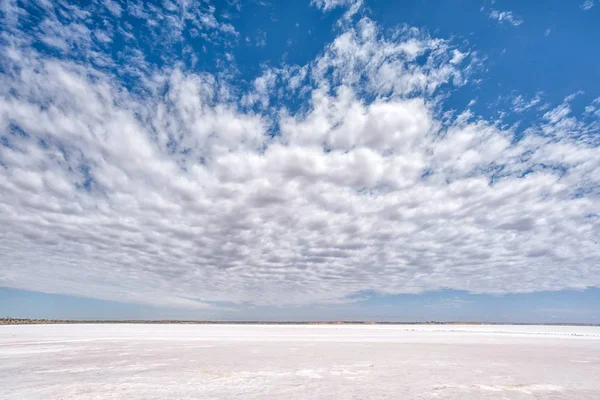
0,0 -> 599,309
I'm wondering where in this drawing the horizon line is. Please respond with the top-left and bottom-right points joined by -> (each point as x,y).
2,318 -> 599,327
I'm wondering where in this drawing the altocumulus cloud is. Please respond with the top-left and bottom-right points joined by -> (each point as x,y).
0,0 -> 599,309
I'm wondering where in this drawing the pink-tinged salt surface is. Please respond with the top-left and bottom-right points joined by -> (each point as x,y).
1,324 -> 599,399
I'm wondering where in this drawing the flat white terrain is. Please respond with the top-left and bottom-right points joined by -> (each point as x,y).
1,324 -> 599,399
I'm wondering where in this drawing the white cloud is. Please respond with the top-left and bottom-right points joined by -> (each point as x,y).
489,10 -> 523,26
581,0 -> 595,10
103,0 -> 122,17
512,92 -> 543,113
241,69 -> 278,109
255,29 -> 267,47
450,50 -> 467,65
0,2 -> 599,310
311,0 -> 360,10
311,0 -> 363,19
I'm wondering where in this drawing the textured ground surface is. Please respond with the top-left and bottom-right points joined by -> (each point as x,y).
1,324 -> 600,399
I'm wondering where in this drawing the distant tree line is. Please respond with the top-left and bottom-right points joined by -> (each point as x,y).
1,317 -> 597,326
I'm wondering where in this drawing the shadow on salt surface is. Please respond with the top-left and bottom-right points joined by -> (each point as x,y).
432,383 -> 563,395
0,345 -> 72,355
196,366 -> 371,382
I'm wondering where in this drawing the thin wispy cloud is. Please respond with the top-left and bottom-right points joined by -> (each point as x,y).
581,0 -> 595,11
311,0 -> 363,19
512,92 -> 543,113
489,10 -> 523,26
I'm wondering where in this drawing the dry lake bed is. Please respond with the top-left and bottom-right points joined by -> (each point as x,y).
1,324 -> 600,399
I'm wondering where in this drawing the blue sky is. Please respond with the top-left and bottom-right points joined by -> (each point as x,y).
2,286 -> 600,322
0,0 -> 599,322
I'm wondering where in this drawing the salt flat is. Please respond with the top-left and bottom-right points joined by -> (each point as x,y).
1,324 -> 599,399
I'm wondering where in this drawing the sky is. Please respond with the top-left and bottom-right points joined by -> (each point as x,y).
0,0 -> 599,322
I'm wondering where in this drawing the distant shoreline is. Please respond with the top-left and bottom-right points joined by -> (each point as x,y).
1,318 -> 598,326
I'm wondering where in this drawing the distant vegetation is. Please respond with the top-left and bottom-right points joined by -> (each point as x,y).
1,318 -> 597,326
